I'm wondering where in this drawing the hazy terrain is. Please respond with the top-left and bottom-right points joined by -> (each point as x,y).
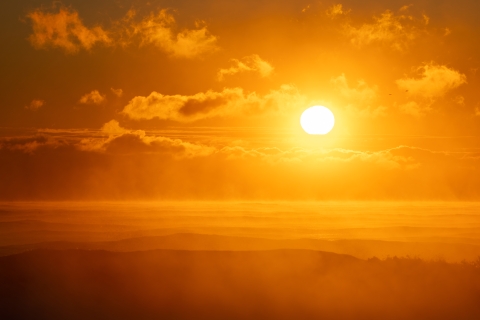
2,202 -> 480,319
2,202 -> 480,262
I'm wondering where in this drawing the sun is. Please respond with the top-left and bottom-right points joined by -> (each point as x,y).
300,106 -> 335,135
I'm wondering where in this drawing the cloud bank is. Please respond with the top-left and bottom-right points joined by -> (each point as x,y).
1,129 -> 480,200
121,85 -> 308,122
26,6 -> 218,58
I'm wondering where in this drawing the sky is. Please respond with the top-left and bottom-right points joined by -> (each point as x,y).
1,0 -> 480,200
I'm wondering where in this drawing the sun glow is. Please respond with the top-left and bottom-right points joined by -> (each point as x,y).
300,106 -> 335,135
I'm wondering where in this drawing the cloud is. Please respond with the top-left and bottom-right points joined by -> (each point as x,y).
121,85 -> 308,122
125,9 -> 218,58
397,63 -> 467,99
0,136 -> 65,154
79,120 -> 215,158
217,55 -> 274,81
396,63 -> 467,116
475,107 -> 480,117
301,5 -> 310,13
79,90 -> 106,104
111,88 -> 123,97
25,99 -> 45,111
104,133 -> 214,157
344,9 -> 426,51
27,6 -> 111,53
326,4 -> 348,19
3,131 -> 480,200
218,145 -> 414,170
453,95 -> 465,106
398,101 -> 425,118
26,6 -> 218,58
101,120 -> 128,135
331,74 -> 386,117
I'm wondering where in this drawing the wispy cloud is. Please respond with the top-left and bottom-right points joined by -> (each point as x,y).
26,6 -> 218,58
122,9 -> 218,58
217,55 -> 274,81
111,88 -> 123,97
79,90 -> 106,105
326,4 -> 349,19
331,74 -> 386,117
27,6 -> 111,53
25,99 -> 45,111
396,63 -> 467,117
474,107 -> 480,117
344,8 -> 427,51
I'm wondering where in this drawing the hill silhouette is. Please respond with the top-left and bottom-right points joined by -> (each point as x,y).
1,249 -> 480,320
1,232 -> 480,262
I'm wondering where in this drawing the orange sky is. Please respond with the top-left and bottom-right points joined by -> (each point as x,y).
1,0 -> 480,200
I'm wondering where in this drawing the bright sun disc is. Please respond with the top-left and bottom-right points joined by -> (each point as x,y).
300,106 -> 335,135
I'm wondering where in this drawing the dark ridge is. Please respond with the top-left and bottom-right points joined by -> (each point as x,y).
1,249 -> 480,320
1,232 -> 480,263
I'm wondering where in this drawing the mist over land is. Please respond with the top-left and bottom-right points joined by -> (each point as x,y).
2,202 -> 480,262
2,202 -> 480,319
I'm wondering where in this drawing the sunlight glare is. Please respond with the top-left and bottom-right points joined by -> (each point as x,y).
300,106 -> 335,135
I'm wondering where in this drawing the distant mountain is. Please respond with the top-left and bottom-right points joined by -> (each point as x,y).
1,232 -> 480,262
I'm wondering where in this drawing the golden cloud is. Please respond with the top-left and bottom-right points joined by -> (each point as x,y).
344,9 -> 426,51
331,74 -> 386,117
101,120 -> 128,135
217,54 -> 274,81
124,9 -> 218,58
25,99 -> 45,111
219,146 -> 416,170
26,7 -> 217,58
326,4 -> 348,19
79,90 -> 106,105
27,6 -> 111,53
396,63 -> 467,117
80,120 -> 215,158
121,85 -> 308,122
0,136 -> 65,154
111,88 -> 123,97
397,63 -> 467,99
